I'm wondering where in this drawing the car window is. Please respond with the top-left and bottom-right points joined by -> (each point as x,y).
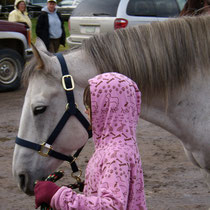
127,0 -> 182,17
127,0 -> 156,17
176,0 -> 186,10
32,0 -> 47,4
72,0 -> 121,16
155,0 -> 179,17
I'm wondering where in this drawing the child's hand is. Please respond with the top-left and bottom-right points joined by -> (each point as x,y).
34,181 -> 60,209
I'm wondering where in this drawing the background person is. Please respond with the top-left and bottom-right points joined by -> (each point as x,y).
36,0 -> 65,53
8,0 -> 32,32
34,72 -> 147,210
180,0 -> 210,16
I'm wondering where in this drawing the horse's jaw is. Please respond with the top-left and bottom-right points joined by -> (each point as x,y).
12,119 -> 88,195
13,107 -> 89,195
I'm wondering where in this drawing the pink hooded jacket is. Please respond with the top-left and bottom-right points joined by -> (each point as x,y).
50,72 -> 147,210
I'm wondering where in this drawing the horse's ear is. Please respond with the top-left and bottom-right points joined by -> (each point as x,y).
35,37 -> 48,52
32,38 -> 51,71
31,42 -> 44,70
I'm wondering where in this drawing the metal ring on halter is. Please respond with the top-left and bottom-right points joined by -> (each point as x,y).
66,103 -> 69,110
70,156 -> 78,164
71,169 -> 82,182
66,103 -> 78,110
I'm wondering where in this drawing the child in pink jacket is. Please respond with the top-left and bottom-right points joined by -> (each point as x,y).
34,72 -> 147,210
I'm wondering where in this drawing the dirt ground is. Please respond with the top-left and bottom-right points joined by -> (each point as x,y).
0,87 -> 210,210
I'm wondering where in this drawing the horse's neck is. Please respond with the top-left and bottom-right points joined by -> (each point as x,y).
141,100 -> 180,136
67,49 -> 210,148
141,70 -> 210,147
64,49 -> 99,87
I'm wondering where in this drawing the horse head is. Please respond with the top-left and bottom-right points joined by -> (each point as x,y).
12,38 -> 93,195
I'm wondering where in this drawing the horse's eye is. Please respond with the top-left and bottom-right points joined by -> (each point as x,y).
33,106 -> 47,116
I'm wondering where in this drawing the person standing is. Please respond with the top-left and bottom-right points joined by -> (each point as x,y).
36,0 -> 66,53
8,0 -> 32,32
34,72 -> 147,210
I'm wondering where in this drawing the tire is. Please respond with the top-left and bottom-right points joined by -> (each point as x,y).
0,48 -> 24,92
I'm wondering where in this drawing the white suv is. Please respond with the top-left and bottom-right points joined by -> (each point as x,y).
67,0 -> 186,47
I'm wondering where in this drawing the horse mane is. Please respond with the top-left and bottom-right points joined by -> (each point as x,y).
82,15 -> 210,99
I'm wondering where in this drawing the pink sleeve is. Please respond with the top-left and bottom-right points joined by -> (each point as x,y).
50,152 -> 131,210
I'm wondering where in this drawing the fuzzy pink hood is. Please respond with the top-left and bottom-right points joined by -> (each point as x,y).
89,72 -> 141,149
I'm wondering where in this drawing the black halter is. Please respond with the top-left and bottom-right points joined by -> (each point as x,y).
15,53 -> 92,173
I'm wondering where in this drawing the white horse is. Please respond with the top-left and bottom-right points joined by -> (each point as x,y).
13,15 -> 210,195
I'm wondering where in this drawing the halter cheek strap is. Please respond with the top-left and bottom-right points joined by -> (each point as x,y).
15,53 -> 92,173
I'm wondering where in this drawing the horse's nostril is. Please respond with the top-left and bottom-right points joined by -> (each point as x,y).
19,174 -> 26,190
17,172 -> 34,195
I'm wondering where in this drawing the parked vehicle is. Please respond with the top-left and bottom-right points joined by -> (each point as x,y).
57,0 -> 82,21
67,0 -> 186,47
0,20 -> 32,91
27,0 -> 47,7
27,2 -> 42,18
0,2 -> 42,18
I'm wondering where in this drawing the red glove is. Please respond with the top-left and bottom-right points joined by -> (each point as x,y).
34,181 -> 60,209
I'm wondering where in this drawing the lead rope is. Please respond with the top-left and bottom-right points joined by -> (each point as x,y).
36,170 -> 84,210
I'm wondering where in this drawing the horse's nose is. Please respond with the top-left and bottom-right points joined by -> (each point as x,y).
18,172 -> 34,195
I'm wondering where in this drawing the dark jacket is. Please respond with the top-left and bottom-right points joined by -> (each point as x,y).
36,11 -> 66,50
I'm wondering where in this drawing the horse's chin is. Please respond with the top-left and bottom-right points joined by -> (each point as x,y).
16,170 -> 47,196
17,181 -> 35,196
21,187 -> 34,196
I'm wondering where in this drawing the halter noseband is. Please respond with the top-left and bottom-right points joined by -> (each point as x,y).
15,53 -> 92,173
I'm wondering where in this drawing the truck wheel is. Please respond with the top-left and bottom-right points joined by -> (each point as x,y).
0,49 -> 24,92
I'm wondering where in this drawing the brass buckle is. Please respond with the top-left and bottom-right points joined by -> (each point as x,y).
62,75 -> 75,91
71,169 -> 82,182
70,156 -> 78,164
38,142 -> 52,157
